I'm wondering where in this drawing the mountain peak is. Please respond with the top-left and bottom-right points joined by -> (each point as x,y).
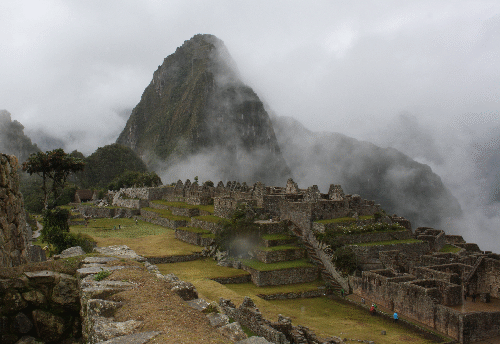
117,34 -> 291,184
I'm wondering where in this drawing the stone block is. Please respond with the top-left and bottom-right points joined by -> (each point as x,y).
206,313 -> 230,328
171,281 -> 198,301
32,309 -> 66,342
218,322 -> 247,342
10,312 -> 32,334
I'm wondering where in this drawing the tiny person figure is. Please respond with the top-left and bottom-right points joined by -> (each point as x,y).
118,224 -> 121,230
341,288 -> 345,298
361,297 -> 365,304
472,293 -> 476,302
370,304 -> 376,316
113,226 -> 116,230
393,311 -> 399,323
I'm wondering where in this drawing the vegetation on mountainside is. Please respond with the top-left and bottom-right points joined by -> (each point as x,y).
80,143 -> 148,189
108,170 -> 162,190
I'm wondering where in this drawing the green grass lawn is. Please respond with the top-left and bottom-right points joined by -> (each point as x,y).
142,207 -> 191,221
354,239 -> 423,247
193,215 -> 225,223
70,218 -> 202,256
439,244 -> 462,253
158,259 -> 441,344
261,233 -> 295,241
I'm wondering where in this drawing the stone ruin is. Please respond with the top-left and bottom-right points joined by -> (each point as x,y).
0,154 -> 29,267
72,177 -> 500,343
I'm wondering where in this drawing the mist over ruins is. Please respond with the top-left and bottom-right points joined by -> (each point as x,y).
1,33 -> 500,344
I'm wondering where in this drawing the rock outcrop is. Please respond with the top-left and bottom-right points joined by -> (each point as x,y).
0,154 -> 29,267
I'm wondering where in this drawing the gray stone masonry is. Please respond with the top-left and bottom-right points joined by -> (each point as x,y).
0,154 -> 29,267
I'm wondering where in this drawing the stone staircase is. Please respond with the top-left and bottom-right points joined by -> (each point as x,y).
303,240 -> 342,292
464,255 -> 484,286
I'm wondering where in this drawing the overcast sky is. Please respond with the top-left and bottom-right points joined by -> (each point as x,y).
1,1 -> 498,149
1,1 -> 500,248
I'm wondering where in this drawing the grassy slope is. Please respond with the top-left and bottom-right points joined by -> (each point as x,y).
70,218 -> 203,256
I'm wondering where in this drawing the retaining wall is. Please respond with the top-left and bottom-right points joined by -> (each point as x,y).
241,265 -> 318,287
0,271 -> 80,343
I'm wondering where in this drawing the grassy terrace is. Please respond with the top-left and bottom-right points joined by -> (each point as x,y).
240,258 -> 314,271
59,214 -> 444,343
158,258 -> 440,344
315,215 -> 374,224
142,207 -> 191,222
440,244 -> 462,253
257,245 -> 301,252
354,239 -> 423,247
70,218 -> 202,256
193,215 -> 225,223
150,200 -> 214,213
261,233 -> 295,241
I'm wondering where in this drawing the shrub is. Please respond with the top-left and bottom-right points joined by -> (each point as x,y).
333,246 -> 358,276
41,208 -> 96,254
94,270 -> 111,281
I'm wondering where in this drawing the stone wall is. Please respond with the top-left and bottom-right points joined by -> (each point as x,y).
476,257 -> 500,298
0,154 -> 29,267
254,248 -> 305,264
241,265 -> 318,287
219,298 -> 288,344
349,269 -> 491,342
0,270 -> 80,343
78,205 -> 140,218
140,209 -> 188,229
313,229 -> 413,245
413,264 -> 471,285
190,218 -> 223,233
350,241 -> 430,262
113,198 -> 149,209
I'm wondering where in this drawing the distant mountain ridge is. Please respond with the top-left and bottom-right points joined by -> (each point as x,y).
117,34 -> 291,185
271,115 -> 462,227
0,109 -> 40,162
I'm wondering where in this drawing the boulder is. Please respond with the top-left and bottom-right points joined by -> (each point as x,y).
186,298 -> 209,311
10,312 -> 32,334
22,290 -> 46,306
32,309 -> 66,342
206,313 -> 230,328
54,246 -> 86,259
171,281 -> 198,301
218,322 -> 247,342
95,331 -> 162,344
51,273 -> 79,306
236,337 -> 273,344
89,317 -> 141,343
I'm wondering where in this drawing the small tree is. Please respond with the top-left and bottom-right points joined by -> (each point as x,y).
22,149 -> 85,209
333,246 -> 359,276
